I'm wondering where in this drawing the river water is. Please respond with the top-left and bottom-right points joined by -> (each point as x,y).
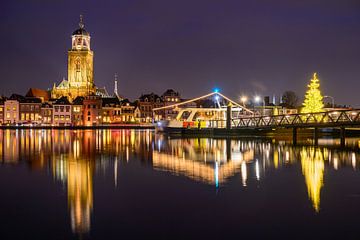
0,129 -> 359,239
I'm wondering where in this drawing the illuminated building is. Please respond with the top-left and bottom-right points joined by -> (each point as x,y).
4,96 -> 20,124
162,89 -> 180,120
53,96 -> 72,126
40,102 -> 53,125
101,97 -> 121,123
83,95 -> 102,126
51,16 -> 96,101
120,99 -> 136,122
137,93 -> 164,122
19,97 -> 42,123
72,96 -> 85,126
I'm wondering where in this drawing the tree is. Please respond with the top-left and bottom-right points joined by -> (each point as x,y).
281,91 -> 299,108
301,73 -> 324,113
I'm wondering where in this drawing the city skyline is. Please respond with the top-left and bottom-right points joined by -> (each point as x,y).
1,1 -> 360,106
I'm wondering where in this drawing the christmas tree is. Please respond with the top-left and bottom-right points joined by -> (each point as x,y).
301,73 -> 324,113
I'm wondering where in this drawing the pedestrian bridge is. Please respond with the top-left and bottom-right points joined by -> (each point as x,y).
230,109 -> 360,129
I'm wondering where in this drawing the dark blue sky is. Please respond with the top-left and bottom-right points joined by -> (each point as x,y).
1,0 -> 360,105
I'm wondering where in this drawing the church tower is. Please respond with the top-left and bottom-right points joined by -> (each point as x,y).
51,15 -> 96,100
68,15 -> 94,90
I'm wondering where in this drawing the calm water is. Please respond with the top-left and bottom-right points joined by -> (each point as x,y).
0,129 -> 360,239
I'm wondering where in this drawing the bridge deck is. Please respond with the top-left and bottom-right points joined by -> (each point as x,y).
229,109 -> 360,130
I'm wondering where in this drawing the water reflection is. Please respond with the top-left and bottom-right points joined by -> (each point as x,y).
0,129 -> 359,236
300,147 -> 325,212
152,138 -> 254,186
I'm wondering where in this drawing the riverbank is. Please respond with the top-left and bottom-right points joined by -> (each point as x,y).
0,124 -> 155,130
161,127 -> 360,138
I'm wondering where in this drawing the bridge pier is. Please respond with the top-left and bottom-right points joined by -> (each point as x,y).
313,128 -> 319,145
340,127 -> 346,147
226,138 -> 231,160
292,127 -> 297,145
226,103 -> 232,130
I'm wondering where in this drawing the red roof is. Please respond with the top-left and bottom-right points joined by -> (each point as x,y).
25,88 -> 50,102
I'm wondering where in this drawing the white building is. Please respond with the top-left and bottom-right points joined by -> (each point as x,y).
53,97 -> 72,126
4,99 -> 19,124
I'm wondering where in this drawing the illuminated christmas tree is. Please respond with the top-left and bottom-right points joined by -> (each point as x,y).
301,73 -> 324,113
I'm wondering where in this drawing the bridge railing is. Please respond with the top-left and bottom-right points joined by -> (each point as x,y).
230,109 -> 360,129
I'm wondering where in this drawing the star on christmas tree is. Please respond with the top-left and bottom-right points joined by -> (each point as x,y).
301,73 -> 324,113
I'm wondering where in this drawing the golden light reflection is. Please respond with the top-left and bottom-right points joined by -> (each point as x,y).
273,149 -> 279,169
300,147 -> 324,212
67,158 -> 93,234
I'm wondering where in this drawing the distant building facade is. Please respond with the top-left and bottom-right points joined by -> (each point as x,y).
102,97 -> 121,124
120,99 -> 136,123
53,97 -> 72,126
72,96 -> 84,126
19,98 -> 42,124
41,102 -> 53,125
83,95 -> 102,126
162,89 -> 180,120
4,95 -> 21,124
138,93 -> 164,122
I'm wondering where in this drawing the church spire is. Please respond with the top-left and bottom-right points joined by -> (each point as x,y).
79,14 -> 84,29
114,73 -> 119,96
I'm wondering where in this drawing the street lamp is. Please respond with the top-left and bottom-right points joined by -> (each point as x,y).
324,95 -> 335,108
254,95 -> 265,115
240,96 -> 248,107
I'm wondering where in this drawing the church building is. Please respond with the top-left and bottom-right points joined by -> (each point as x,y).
51,16 -> 97,101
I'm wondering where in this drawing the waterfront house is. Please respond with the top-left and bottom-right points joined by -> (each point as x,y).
102,97 -> 121,124
40,102 -> 53,125
120,99 -> 136,123
19,97 -> 42,124
4,95 -> 21,124
138,93 -> 164,122
53,96 -> 72,126
162,89 -> 181,120
72,96 -> 85,126
83,95 -> 102,126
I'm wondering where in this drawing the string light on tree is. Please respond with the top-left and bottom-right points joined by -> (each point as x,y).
301,73 -> 324,113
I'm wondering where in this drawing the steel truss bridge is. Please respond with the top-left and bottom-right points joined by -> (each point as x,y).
225,109 -> 360,146
230,109 -> 360,129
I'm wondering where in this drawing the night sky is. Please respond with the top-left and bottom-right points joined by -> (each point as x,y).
1,0 -> 360,106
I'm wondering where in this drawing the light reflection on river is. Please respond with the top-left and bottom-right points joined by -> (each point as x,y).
0,129 -> 359,239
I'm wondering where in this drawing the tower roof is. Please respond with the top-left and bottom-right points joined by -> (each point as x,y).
72,15 -> 90,36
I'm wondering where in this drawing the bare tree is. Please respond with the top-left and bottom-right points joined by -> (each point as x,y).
282,91 -> 299,108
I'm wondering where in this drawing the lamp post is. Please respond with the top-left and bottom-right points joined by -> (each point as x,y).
324,95 -> 335,109
240,96 -> 247,107
254,96 -> 265,116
